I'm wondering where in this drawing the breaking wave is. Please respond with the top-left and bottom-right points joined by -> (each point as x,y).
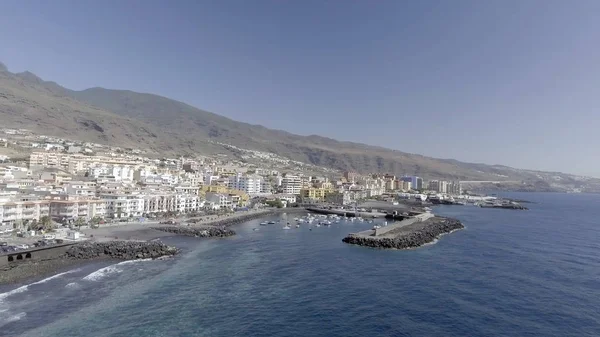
82,259 -> 154,282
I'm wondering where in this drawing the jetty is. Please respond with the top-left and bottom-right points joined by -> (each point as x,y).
342,213 -> 464,249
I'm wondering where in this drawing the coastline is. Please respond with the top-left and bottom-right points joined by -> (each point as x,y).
0,208 -> 302,286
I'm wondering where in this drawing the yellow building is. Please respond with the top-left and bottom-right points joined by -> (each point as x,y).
200,185 -> 249,206
300,188 -> 334,201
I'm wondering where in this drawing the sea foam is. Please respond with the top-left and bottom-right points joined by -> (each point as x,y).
82,259 -> 154,282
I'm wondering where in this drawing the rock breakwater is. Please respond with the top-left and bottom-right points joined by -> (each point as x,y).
342,217 -> 464,250
64,241 -> 179,260
151,226 -> 235,238
189,208 -> 306,228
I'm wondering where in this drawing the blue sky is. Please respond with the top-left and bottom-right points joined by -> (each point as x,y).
1,0 -> 599,176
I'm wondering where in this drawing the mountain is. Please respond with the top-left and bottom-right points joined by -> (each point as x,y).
1,63 -> 599,192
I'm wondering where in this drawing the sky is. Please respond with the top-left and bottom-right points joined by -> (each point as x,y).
1,0 -> 599,176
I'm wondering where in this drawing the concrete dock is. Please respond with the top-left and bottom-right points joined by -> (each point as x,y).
350,213 -> 434,238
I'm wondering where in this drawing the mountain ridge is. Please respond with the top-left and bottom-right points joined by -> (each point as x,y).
1,63 -> 599,192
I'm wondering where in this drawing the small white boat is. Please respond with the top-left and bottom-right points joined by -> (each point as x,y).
253,228 -> 259,231
283,225 -> 291,230
295,224 -> 300,228
260,222 -> 268,226
373,225 -> 381,229
315,224 -> 321,227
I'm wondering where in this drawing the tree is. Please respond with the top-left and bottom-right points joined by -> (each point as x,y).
38,216 -> 54,232
75,217 -> 86,230
265,199 -> 284,208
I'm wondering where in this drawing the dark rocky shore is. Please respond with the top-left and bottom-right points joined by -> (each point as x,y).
64,241 -> 179,260
480,203 -> 528,210
151,225 -> 236,238
0,241 -> 179,285
342,217 -> 464,250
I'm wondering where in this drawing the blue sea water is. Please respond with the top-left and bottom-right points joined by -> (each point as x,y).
1,192 -> 599,337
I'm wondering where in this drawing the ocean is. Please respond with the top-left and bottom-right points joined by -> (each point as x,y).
1,192 -> 599,337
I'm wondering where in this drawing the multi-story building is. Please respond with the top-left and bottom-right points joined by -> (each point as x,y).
174,185 -> 200,195
100,193 -> 145,218
299,188 -> 333,201
0,199 -> 50,232
281,175 -> 302,195
64,181 -> 97,197
447,181 -> 462,195
428,180 -> 450,193
29,152 -> 70,170
143,194 -> 176,214
88,165 -> 134,182
205,193 -> 233,209
384,179 -> 396,191
228,174 -> 262,194
402,176 -> 423,191
49,199 -> 106,221
175,194 -> 199,214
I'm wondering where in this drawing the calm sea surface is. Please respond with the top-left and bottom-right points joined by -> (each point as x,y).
1,192 -> 599,336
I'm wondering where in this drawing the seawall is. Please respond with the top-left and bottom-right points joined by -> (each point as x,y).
342,217 -> 464,250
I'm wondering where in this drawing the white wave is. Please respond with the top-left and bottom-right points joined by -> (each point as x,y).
0,311 -> 26,328
65,282 -> 80,289
82,264 -> 122,282
115,258 -> 153,266
31,268 -> 81,286
0,267 -> 82,304
0,285 -> 29,303
82,259 -> 154,282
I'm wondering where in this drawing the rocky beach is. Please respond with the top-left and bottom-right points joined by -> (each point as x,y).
342,216 -> 464,249
1,208 -> 304,285
0,241 -> 179,285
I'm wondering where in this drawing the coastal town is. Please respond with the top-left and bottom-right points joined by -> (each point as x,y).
0,127 -> 522,256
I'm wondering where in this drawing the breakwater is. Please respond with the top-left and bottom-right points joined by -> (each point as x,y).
342,217 -> 464,249
64,241 -> 179,260
480,203 -> 528,210
151,226 -> 236,238
189,208 -> 307,227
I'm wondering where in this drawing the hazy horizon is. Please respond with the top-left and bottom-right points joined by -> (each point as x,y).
1,1 -> 599,177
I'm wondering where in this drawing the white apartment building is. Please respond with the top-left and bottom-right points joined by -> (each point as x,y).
101,193 -> 145,218
175,194 -> 199,214
281,175 -> 302,195
49,199 -> 106,221
29,152 -> 139,174
428,180 -> 450,194
88,165 -> 134,182
143,194 -> 176,214
205,193 -> 233,209
64,181 -> 97,197
174,185 -> 200,195
0,199 -> 50,232
29,152 -> 70,170
228,174 -> 261,194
